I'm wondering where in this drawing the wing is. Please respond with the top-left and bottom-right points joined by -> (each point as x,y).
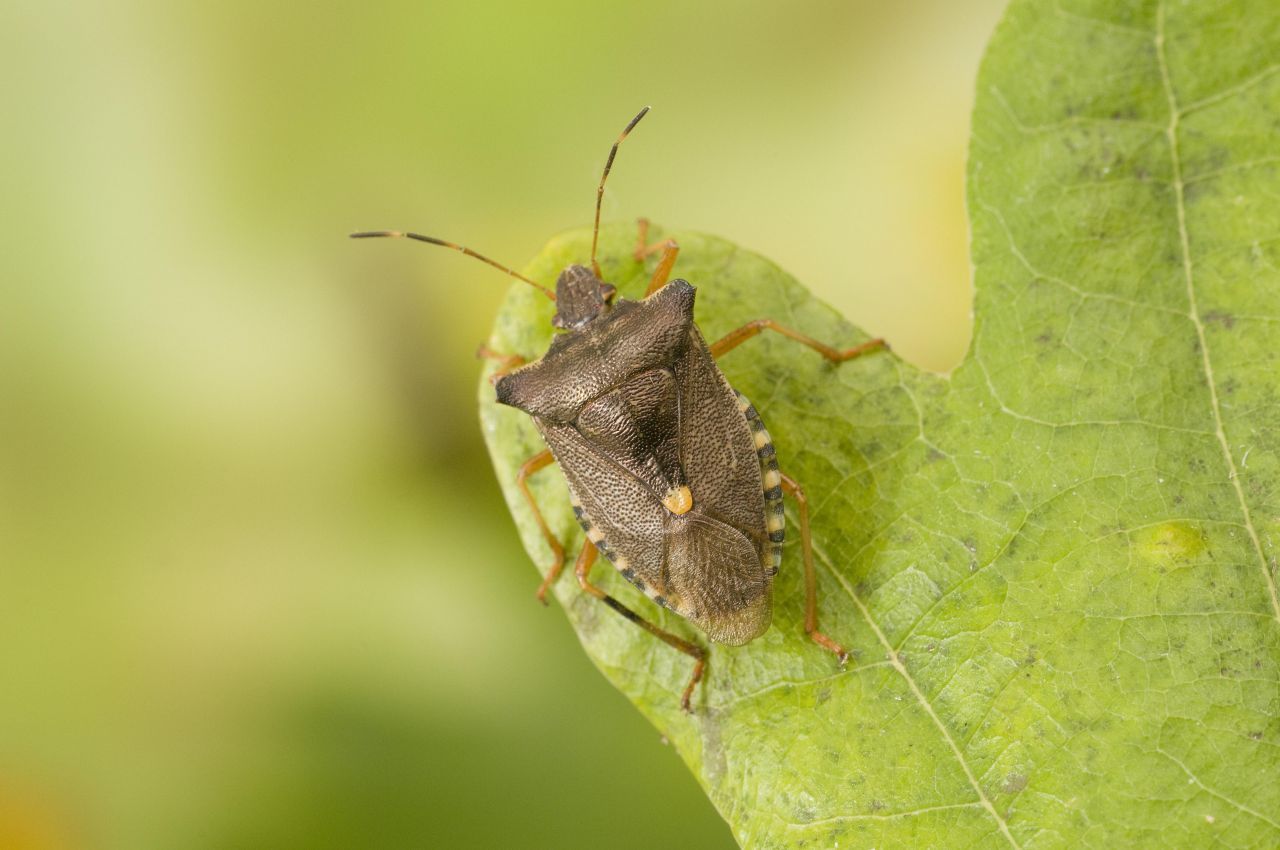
672,325 -> 771,558
663,511 -> 772,645
663,328 -> 776,643
546,417 -> 772,645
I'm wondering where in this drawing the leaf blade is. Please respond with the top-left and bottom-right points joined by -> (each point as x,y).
479,1 -> 1280,846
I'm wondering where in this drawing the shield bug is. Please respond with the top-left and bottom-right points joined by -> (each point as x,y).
352,107 -> 885,711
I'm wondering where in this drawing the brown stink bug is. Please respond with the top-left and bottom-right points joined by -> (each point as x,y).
352,107 -> 885,711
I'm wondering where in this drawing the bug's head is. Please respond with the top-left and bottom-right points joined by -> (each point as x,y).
552,264 -> 616,330
549,105 -> 649,331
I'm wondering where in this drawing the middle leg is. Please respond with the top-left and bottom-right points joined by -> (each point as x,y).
710,319 -> 886,362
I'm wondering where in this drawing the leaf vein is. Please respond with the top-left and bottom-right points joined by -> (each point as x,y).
1156,746 -> 1280,831
1155,1 -> 1280,622
1178,63 -> 1280,118
788,800 -> 986,829
813,545 -> 1024,849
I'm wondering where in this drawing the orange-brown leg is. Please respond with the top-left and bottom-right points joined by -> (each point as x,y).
634,218 -> 680,296
515,449 -> 566,605
779,472 -> 848,664
575,540 -> 707,712
710,320 -> 886,363
476,345 -> 527,385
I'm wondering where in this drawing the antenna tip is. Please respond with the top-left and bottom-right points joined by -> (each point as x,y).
625,106 -> 651,133
349,230 -> 403,240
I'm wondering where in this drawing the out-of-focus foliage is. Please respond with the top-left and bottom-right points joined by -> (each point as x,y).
0,0 -> 1001,847
485,1 -> 1280,846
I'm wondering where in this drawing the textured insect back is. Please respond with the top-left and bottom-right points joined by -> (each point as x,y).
492,280 -> 695,418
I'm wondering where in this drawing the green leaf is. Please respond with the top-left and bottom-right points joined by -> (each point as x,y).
478,1 -> 1280,846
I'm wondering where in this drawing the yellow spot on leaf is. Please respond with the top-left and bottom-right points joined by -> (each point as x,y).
1136,522 -> 1205,562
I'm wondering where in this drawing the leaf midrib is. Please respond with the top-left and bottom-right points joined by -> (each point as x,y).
1154,0 -> 1280,623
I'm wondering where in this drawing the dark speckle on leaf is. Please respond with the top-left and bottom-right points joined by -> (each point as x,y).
1002,774 -> 1030,794
1204,311 -> 1236,330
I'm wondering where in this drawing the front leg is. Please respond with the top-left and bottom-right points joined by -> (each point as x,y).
634,217 -> 680,297
477,344 -> 528,385
514,448 -> 566,604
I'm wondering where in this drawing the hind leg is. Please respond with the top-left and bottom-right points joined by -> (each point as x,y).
778,472 -> 848,663
575,541 -> 707,712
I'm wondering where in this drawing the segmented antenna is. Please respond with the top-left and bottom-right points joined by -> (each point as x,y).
590,106 -> 651,278
349,231 -> 555,300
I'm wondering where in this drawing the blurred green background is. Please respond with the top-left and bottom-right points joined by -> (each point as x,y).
1,1 -> 1005,847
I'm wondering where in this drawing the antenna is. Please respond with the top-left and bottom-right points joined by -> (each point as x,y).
349,231 -> 555,301
590,106 -> 651,278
